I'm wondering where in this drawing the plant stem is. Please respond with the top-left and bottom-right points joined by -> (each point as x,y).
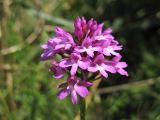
79,71 -> 87,120
80,97 -> 86,120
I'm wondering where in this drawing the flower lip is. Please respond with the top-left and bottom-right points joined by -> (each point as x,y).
57,76 -> 93,104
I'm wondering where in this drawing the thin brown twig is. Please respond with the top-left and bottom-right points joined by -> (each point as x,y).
6,71 -> 17,111
0,64 -> 18,70
26,20 -> 44,44
0,45 -> 23,55
92,76 -> 102,81
97,77 -> 160,94
0,19 -> 44,56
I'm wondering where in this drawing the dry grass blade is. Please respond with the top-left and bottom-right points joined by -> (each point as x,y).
27,9 -> 73,29
0,64 -> 18,71
97,77 -> 160,94
0,45 -> 23,55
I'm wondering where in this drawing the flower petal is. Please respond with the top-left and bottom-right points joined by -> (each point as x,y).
40,51 -> 53,60
51,38 -> 62,43
74,47 -> 84,52
97,65 -> 108,77
94,54 -> 104,64
86,49 -> 94,57
92,47 -> 102,51
59,59 -> 72,68
71,90 -> 78,104
54,74 -> 63,79
71,64 -> 78,76
88,65 -> 97,72
77,60 -> 90,70
74,84 -> 89,98
41,44 -> 48,49
55,44 -> 65,50
103,28 -> 112,34
102,64 -> 116,73
116,62 -> 128,68
57,89 -> 69,100
65,44 -> 72,50
118,69 -> 128,76
112,55 -> 122,62
51,66 -> 64,79
79,81 -> 93,87
99,69 -> 108,77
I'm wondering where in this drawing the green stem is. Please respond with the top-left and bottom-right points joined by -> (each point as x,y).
79,71 -> 87,120
80,97 -> 86,120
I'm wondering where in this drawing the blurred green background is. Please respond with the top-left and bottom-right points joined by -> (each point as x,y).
0,0 -> 160,120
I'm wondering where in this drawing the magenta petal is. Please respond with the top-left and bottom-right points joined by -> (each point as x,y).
79,81 -> 93,87
81,16 -> 87,26
103,28 -> 112,34
112,45 -> 122,50
118,69 -> 128,76
55,44 -> 65,50
99,68 -> 108,77
65,44 -> 72,50
57,89 -> 69,100
55,27 -> 65,36
94,54 -> 105,64
55,27 -> 75,45
100,70 -> 108,77
103,50 -> 111,56
103,46 -> 120,56
74,84 -> 89,98
54,72 -> 63,79
86,49 -> 94,57
105,34 -> 114,40
40,51 -> 53,60
117,62 -> 128,68
88,66 -> 97,72
74,47 -> 85,53
71,90 -> 78,104
51,38 -> 62,43
59,59 -> 72,68
78,60 -> 90,70
41,44 -> 48,49
53,68 -> 64,79
95,35 -> 107,41
112,55 -> 122,62
71,64 -> 78,76
92,47 -> 102,51
102,64 -> 116,73
111,51 -> 120,56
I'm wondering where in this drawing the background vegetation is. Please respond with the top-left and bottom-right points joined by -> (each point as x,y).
0,0 -> 160,120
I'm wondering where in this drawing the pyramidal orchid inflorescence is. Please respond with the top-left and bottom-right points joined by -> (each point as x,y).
41,17 -> 128,104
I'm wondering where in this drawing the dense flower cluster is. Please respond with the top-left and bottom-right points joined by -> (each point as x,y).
41,17 -> 128,104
